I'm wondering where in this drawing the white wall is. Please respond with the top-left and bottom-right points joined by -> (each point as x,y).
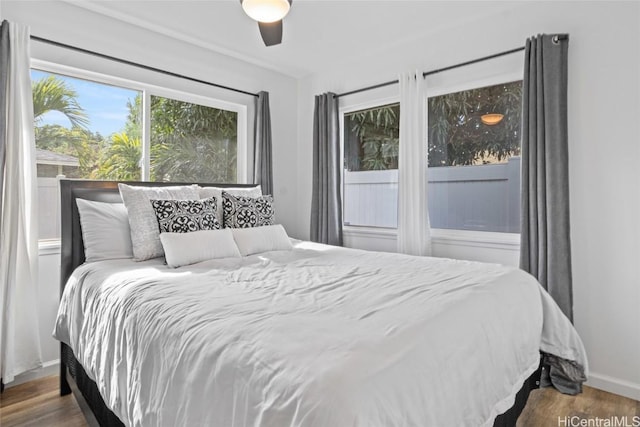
1,0 -> 300,385
296,1 -> 640,400
37,247 -> 62,364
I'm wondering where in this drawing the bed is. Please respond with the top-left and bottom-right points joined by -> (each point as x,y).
55,179 -> 588,427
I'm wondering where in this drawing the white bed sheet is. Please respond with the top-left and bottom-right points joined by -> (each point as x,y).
54,241 -> 587,427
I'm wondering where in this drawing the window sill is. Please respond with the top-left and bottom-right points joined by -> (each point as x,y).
38,240 -> 61,256
343,226 -> 520,250
342,226 -> 398,241
431,228 -> 520,250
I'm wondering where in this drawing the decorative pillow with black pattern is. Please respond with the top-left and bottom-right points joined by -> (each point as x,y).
221,192 -> 274,228
150,196 -> 221,233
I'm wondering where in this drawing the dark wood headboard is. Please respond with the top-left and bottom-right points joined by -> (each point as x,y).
59,179 -> 258,296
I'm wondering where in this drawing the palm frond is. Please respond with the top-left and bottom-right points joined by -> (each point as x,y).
32,75 -> 89,129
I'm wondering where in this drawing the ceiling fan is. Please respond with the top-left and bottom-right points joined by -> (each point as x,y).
240,0 -> 292,46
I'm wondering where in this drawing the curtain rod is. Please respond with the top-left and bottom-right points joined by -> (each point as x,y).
30,35 -> 260,98
336,43 -> 539,99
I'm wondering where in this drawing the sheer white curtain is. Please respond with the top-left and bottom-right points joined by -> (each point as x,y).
0,20 -> 42,385
397,71 -> 431,256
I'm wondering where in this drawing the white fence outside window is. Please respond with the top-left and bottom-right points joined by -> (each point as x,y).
37,177 -> 62,241
343,156 -> 521,233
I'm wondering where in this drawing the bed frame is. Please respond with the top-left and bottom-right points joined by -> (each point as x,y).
59,179 -> 542,427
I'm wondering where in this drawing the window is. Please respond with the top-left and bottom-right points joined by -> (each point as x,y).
149,95 -> 237,183
342,80 -> 522,234
32,68 -> 242,241
428,81 -> 522,233
343,103 -> 400,228
32,70 -> 141,240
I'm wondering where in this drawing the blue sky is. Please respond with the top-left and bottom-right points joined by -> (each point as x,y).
31,69 -> 140,136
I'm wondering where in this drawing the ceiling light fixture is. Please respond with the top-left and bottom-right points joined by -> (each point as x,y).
241,0 -> 291,23
480,113 -> 504,126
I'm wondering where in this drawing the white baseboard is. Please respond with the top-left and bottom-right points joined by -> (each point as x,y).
4,359 -> 60,389
587,372 -> 640,401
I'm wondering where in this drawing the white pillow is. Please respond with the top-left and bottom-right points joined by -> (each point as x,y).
118,184 -> 200,261
198,185 -> 262,224
76,199 -> 133,262
231,224 -> 293,256
159,229 -> 241,268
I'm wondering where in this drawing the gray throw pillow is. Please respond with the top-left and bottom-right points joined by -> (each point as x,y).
118,184 -> 199,261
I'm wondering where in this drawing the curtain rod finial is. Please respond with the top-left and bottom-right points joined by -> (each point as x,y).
552,34 -> 569,44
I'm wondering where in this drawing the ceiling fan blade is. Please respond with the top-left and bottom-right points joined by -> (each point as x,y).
258,20 -> 283,46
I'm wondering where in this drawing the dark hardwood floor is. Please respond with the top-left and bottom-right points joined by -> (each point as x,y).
0,376 -> 85,427
1,375 -> 638,426
517,384 -> 640,427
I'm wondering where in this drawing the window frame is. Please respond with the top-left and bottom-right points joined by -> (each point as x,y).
31,59 -> 249,183
426,70 -> 524,237
32,59 -> 249,247
427,71 -> 523,102
339,94 -> 400,230
339,70 -> 523,247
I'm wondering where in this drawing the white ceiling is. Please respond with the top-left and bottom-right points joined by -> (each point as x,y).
64,0 -> 524,78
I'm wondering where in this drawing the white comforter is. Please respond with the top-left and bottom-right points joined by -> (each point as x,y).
54,241 -> 587,427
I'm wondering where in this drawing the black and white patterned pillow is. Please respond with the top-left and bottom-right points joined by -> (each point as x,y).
150,197 -> 221,233
222,192 -> 274,228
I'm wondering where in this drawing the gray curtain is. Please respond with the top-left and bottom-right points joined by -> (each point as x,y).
253,91 -> 273,196
520,34 -> 573,321
310,92 -> 342,246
